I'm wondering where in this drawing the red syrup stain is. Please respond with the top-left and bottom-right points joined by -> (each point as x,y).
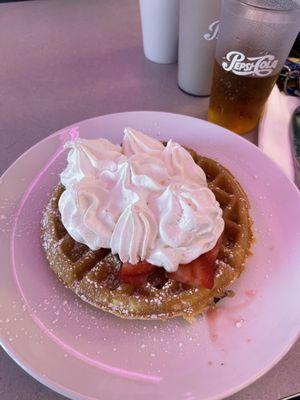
245,290 -> 257,299
205,290 -> 257,344
206,308 -> 222,343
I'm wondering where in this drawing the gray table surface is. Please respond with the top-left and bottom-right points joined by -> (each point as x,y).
0,1 -> 299,399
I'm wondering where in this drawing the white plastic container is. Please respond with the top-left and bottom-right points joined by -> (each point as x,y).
139,0 -> 180,64
178,0 -> 221,96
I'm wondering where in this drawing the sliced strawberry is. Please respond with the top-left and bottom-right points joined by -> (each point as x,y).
121,274 -> 148,286
167,235 -> 223,289
119,235 -> 223,289
121,261 -> 156,276
120,261 -> 157,287
167,257 -> 214,289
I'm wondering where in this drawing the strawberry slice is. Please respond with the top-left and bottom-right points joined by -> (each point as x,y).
119,235 -> 223,288
121,274 -> 148,286
120,261 -> 157,286
121,261 -> 156,276
167,235 -> 223,289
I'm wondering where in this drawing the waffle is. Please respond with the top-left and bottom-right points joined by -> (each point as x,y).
41,148 -> 252,320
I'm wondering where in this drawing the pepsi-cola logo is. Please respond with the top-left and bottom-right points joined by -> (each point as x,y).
222,51 -> 278,77
203,20 -> 219,41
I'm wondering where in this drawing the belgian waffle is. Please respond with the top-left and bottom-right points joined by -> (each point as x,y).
41,148 -> 252,320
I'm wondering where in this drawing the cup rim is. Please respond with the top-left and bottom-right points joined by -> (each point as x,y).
237,0 -> 300,13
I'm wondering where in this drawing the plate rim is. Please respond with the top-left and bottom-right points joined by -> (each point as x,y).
1,111 -> 300,400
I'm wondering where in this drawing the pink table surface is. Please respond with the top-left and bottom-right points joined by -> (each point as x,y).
0,1 -> 299,399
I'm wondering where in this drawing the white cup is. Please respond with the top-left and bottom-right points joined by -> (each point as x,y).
139,0 -> 180,64
178,0 -> 221,96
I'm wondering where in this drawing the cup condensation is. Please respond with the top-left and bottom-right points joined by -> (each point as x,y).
208,0 -> 300,134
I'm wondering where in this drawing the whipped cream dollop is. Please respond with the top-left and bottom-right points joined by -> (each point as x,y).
59,127 -> 224,272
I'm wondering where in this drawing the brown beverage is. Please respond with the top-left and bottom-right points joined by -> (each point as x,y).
208,61 -> 278,134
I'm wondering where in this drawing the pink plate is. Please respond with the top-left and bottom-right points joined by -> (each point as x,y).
0,111 -> 300,400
